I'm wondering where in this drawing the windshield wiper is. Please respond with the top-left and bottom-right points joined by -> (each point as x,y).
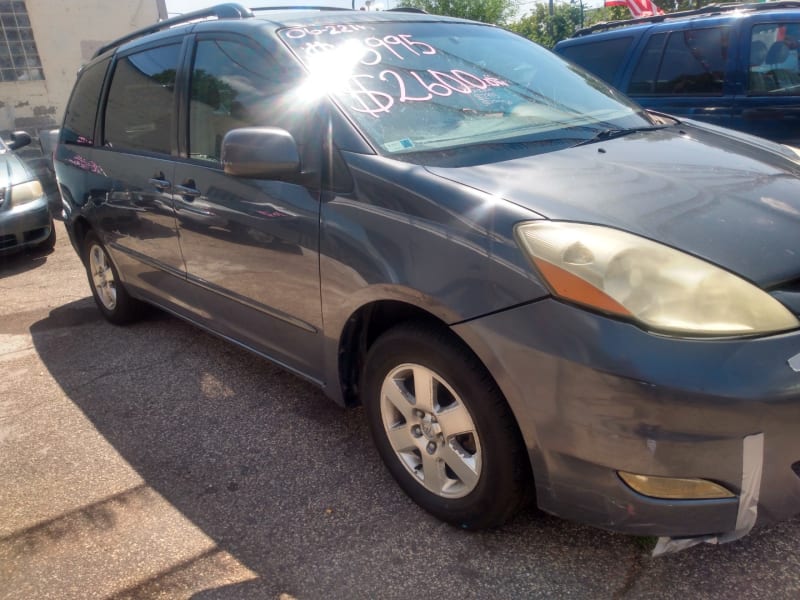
573,125 -> 668,147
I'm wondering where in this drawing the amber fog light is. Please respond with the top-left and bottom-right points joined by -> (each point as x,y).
618,471 -> 735,500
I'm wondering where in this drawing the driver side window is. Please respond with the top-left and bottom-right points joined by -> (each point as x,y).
188,39 -> 292,163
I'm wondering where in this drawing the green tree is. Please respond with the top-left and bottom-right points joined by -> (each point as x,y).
396,0 -> 518,25
509,2 -> 581,48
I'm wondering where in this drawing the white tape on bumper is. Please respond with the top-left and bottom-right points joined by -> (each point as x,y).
652,432 -> 764,557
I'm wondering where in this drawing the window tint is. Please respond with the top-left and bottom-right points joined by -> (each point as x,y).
628,33 -> 666,94
749,23 -> 800,96
189,39 -> 292,163
62,57 -> 110,146
654,28 -> 727,95
104,44 -> 181,154
558,37 -> 633,84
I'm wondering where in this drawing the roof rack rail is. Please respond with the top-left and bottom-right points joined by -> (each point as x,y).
250,5 -> 351,11
92,3 -> 253,58
387,7 -> 427,12
574,1 -> 800,37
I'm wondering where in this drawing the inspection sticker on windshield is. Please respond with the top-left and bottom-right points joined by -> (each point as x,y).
385,138 -> 415,152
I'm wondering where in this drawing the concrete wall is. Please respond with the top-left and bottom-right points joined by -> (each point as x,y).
0,0 -> 168,146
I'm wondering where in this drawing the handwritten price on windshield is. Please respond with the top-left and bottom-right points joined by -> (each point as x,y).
302,33 -> 436,66
347,69 -> 509,117
285,24 -> 370,38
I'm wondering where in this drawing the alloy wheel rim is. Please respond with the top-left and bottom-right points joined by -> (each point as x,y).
379,363 -> 481,498
89,244 -> 117,310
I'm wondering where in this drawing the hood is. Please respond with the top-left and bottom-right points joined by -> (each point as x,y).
426,123 -> 800,288
0,151 -> 33,190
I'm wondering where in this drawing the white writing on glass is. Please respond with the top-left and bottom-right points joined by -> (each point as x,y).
347,69 -> 509,117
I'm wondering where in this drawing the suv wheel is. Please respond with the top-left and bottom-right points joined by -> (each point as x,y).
362,322 -> 529,529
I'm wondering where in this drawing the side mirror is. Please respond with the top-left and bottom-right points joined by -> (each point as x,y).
221,127 -> 300,179
8,130 -> 31,151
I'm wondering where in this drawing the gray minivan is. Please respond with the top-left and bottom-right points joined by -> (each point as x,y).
55,4 -> 800,545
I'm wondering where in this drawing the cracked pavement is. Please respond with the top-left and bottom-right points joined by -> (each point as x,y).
1,219 -> 799,599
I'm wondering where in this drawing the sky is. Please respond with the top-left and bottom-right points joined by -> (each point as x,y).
165,0 -> 607,18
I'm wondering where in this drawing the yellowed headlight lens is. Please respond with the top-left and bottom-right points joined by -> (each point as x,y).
10,180 -> 44,207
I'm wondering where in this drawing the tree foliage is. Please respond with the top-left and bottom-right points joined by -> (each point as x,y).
396,0 -> 518,25
509,3 -> 582,49
396,0 -> 735,48
509,0 -> 725,49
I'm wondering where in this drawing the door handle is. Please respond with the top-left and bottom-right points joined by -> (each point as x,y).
175,184 -> 201,199
149,178 -> 171,191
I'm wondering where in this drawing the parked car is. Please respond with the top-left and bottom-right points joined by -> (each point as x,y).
0,131 -> 55,255
55,4 -> 800,542
554,2 -> 800,145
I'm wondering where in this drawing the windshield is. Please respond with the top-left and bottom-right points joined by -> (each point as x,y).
279,21 -> 655,159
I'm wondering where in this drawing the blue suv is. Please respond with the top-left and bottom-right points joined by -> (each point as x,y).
554,2 -> 800,144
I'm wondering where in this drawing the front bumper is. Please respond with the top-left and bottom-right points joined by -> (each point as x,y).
0,196 -> 51,254
454,298 -> 800,537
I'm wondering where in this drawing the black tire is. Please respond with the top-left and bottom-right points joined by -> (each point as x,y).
362,322 -> 530,529
83,231 -> 143,325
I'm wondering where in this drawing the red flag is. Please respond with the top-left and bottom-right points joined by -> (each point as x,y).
604,0 -> 664,17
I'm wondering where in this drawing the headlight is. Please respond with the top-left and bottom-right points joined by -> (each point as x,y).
515,221 -> 799,337
9,180 -> 44,208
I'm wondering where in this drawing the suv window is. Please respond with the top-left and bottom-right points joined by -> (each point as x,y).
558,37 -> 634,84
749,23 -> 800,95
104,44 -> 181,154
189,39 -> 291,163
629,27 -> 727,95
62,57 -> 110,146
628,33 -> 666,94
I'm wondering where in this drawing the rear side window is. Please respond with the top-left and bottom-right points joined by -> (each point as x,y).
558,37 -> 634,84
749,22 -> 800,95
629,27 -> 728,95
62,57 -> 110,146
103,44 -> 181,154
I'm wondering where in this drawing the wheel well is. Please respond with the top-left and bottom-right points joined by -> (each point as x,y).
338,301 -> 446,407
339,300 -> 536,500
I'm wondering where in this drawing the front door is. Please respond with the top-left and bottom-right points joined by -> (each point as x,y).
173,35 -> 324,379
627,26 -> 735,130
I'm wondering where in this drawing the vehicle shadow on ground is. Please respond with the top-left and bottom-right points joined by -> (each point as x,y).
0,244 -> 55,277
29,301 -> 800,599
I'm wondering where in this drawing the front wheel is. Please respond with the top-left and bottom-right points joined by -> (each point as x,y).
362,323 -> 530,529
83,231 -> 143,325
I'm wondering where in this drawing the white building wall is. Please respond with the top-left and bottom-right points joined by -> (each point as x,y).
0,0 -> 167,141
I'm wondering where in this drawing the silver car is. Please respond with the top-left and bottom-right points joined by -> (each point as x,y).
0,132 -> 54,255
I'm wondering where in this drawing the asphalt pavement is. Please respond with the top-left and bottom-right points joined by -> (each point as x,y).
1,219 -> 799,599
